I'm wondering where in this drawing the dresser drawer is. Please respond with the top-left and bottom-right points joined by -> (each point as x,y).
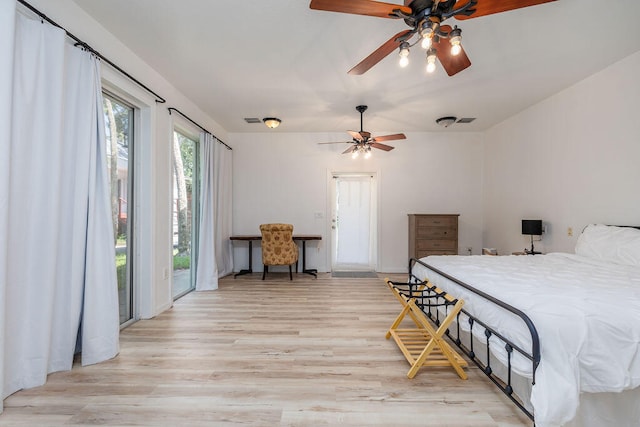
416,216 -> 457,228
416,239 -> 457,251
416,226 -> 457,239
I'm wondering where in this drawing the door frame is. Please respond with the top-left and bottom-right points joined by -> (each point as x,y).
326,170 -> 379,272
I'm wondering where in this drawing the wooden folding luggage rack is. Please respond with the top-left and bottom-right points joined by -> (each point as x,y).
385,278 -> 468,379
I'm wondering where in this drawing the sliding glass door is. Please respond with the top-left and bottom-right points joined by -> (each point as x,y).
172,130 -> 199,299
103,92 -> 135,325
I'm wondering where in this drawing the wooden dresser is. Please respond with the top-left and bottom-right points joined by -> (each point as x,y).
408,214 -> 459,258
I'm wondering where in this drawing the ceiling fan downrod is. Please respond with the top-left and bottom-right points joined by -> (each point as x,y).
356,105 -> 368,132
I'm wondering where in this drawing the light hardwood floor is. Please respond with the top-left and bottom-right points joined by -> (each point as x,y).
2,273 -> 531,426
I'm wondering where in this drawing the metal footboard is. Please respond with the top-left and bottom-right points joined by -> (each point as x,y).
409,258 -> 541,422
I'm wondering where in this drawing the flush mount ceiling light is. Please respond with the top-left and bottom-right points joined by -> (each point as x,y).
436,116 -> 457,128
263,117 -> 281,129
309,0 -> 557,77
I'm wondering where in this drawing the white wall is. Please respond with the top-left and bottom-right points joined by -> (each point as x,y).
483,50 -> 640,255
230,131 -> 485,273
26,1 -> 638,314
18,0 -> 483,314
25,0 -> 229,318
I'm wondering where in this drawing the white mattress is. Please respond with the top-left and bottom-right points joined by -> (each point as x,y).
411,253 -> 640,427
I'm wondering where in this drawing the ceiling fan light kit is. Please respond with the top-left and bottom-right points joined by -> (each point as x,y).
402,22 -> 463,73
309,0 -> 557,77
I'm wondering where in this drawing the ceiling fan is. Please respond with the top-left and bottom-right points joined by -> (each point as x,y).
318,105 -> 406,158
309,0 -> 557,76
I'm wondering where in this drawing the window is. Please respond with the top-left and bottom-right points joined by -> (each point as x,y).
172,130 -> 199,299
103,92 -> 135,324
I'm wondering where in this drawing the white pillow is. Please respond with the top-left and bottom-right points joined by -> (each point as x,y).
575,224 -> 640,266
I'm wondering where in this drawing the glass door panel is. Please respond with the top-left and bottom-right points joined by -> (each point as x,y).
103,92 -> 134,324
172,130 -> 199,299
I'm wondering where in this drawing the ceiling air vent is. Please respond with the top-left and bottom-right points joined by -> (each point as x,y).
456,117 -> 476,123
244,118 -> 261,124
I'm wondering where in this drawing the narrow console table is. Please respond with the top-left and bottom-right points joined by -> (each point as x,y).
230,235 -> 322,278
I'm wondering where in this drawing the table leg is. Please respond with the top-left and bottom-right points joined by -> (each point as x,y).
301,240 -> 317,277
234,240 -> 253,278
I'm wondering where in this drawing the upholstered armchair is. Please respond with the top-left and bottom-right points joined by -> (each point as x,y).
259,223 -> 299,280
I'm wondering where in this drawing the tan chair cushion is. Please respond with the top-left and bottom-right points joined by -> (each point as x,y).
260,223 -> 299,266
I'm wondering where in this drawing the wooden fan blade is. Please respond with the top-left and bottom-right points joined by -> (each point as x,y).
348,29 -> 413,75
432,29 -> 471,76
372,133 -> 406,142
317,141 -> 350,145
347,130 -> 364,141
310,0 -> 411,19
405,0 -> 444,6
342,145 -> 356,154
370,142 -> 395,151
453,0 -> 556,20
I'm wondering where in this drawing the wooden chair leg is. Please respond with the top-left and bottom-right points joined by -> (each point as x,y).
262,265 -> 267,280
289,265 -> 293,280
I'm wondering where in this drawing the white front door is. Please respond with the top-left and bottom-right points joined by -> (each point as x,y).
331,173 -> 377,271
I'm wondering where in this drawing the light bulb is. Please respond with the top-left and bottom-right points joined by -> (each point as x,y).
398,41 -> 410,69
420,21 -> 437,47
352,150 -> 359,159
449,27 -> 462,56
421,36 -> 432,50
364,151 -> 371,159
426,48 -> 437,74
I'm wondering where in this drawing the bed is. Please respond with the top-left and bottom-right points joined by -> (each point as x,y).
408,224 -> 640,427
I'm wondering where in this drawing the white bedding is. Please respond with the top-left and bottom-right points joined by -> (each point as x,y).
411,252 -> 640,427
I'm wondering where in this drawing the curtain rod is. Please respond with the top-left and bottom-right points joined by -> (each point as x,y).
17,1 -> 232,151
17,0 -> 166,104
168,108 -> 231,151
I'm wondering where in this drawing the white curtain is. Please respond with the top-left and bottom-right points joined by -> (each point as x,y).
335,176 -> 372,267
195,133 -> 233,290
1,12 -> 119,406
0,0 -> 17,415
196,133 -> 219,290
213,139 -> 233,277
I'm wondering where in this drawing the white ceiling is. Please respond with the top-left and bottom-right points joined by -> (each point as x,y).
71,0 -> 640,133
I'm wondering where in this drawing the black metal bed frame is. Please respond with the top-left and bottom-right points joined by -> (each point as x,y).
406,258 -> 541,422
